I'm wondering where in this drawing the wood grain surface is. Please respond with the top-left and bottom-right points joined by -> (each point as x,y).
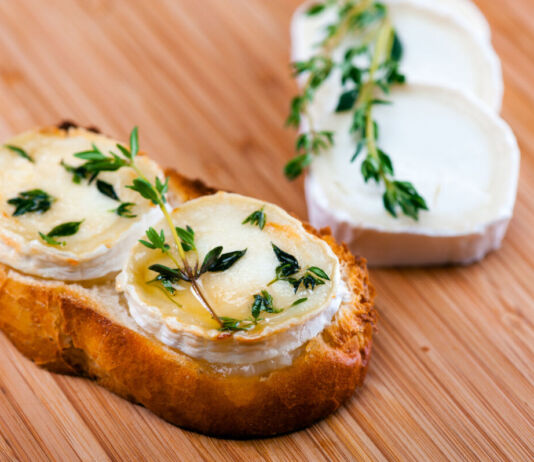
0,0 -> 532,460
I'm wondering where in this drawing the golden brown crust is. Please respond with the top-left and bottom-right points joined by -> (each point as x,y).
0,171 -> 376,438
165,168 -> 217,202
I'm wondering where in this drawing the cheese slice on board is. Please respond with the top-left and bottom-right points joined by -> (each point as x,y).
403,0 -> 490,42
292,0 -> 502,111
0,127 -> 163,280
305,83 -> 519,266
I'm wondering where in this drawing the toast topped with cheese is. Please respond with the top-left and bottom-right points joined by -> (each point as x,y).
0,123 -> 375,437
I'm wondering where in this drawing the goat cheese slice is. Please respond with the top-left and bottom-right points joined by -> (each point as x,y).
117,192 -> 345,369
306,83 -> 519,266
0,127 -> 164,280
292,0 -> 502,111
400,0 -> 490,42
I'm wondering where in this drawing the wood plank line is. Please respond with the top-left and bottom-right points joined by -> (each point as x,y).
0,0 -> 533,460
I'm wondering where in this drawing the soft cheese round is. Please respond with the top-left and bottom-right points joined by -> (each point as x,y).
0,127 -> 164,280
292,0 -> 502,111
117,192 -> 346,369
417,0 -> 490,41
306,83 -> 519,266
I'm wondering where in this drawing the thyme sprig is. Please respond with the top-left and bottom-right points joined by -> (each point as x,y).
285,0 -> 428,220
145,239 -> 247,289
220,291 -> 309,333
63,147 -> 138,218
95,128 -> 244,328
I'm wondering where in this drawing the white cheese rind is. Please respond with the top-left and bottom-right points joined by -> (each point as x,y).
307,174 -> 513,267
305,84 -> 520,266
122,272 -> 348,367
394,0 -> 491,42
291,0 -> 502,111
118,192 -> 347,371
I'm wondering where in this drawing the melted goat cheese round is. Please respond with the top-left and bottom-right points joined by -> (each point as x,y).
117,192 -> 345,367
0,127 -> 164,280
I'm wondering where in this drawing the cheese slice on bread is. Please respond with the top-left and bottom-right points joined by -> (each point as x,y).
0,126 -> 163,280
118,192 -> 348,373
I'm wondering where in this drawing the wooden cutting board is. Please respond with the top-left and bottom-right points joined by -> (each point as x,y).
0,0 -> 532,460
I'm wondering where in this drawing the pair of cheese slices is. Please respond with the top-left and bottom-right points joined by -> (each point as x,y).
292,0 -> 520,266
0,127 -> 343,372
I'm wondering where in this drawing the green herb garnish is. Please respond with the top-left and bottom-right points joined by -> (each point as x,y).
251,290 -> 283,320
64,152 -> 139,218
73,143 -> 128,183
242,207 -> 266,230
39,220 -> 83,246
96,180 -> 120,201
219,317 -> 256,332
111,202 -> 137,218
139,227 -> 170,253
127,176 -> 168,205
114,128 -> 246,328
201,247 -> 248,273
61,160 -> 87,184
268,244 -> 329,292
7,189 -> 55,216
270,243 -> 300,281
5,144 -> 33,163
284,0 -> 428,220
148,263 -> 190,285
176,225 -> 196,251
221,292 -> 309,333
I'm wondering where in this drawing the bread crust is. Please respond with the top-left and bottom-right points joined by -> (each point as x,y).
0,169 -> 375,438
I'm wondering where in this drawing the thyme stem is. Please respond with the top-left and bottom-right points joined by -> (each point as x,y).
285,1 -> 428,220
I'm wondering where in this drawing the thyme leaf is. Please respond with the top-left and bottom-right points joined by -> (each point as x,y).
7,189 -> 55,216
219,317 -> 256,332
126,177 -> 160,205
5,144 -> 33,163
61,160 -> 87,183
39,220 -> 83,246
74,144 -> 128,182
176,225 -> 196,252
242,207 -> 266,230
96,180 -> 120,201
251,290 -> 283,320
268,244 -> 329,292
139,227 -> 170,253
148,263 -> 190,283
111,202 -> 137,218
200,246 -> 247,274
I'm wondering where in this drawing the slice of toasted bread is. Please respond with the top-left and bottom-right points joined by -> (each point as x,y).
0,168 -> 376,438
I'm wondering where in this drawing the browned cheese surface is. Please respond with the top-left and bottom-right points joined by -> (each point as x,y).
0,0 -> 532,461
